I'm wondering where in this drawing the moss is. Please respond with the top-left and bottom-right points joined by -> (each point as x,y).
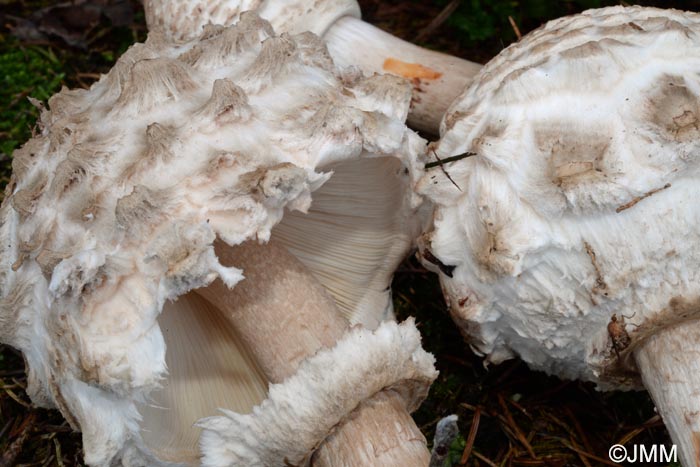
0,39 -> 65,165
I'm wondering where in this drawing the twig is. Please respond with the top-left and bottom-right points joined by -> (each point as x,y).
555,437 -> 621,467
615,426 -> 646,447
460,407 -> 481,465
427,149 -> 463,191
54,437 -> 65,467
616,183 -> 671,213
420,415 -> 445,432
425,152 -> 476,169
565,406 -> 595,455
508,16 -> 522,41
473,450 -> 499,467
0,418 -> 13,440
506,398 -> 531,420
498,447 -> 513,467
492,360 -> 522,386
4,387 -> 31,408
8,90 -> 32,109
40,423 -> 73,434
498,394 -> 536,459
460,402 -> 491,416
440,354 -> 472,367
569,436 -> 594,467
642,414 -> 664,428
0,381 -> 24,389
76,72 -> 102,81
415,0 -> 461,43
511,459 -> 550,466
543,412 -> 575,438
0,411 -> 36,467
74,73 -> 92,89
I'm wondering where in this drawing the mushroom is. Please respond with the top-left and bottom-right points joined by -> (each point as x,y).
415,6 -> 700,466
143,0 -> 483,134
0,14 -> 437,465
195,240 -> 435,466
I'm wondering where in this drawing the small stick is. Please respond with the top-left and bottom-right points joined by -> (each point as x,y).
508,16 -> 522,41
76,72 -> 102,81
54,438 -> 65,467
0,412 -> 36,467
616,183 -> 671,213
425,152 -> 477,169
557,438 -> 621,467
498,394 -> 536,459
459,407 -> 481,465
569,436 -> 594,467
615,426 -> 645,447
427,149 -> 465,192
0,418 -> 13,442
415,0 -> 461,43
3,388 -> 31,408
472,450 -> 499,467
565,407 -> 595,456
506,397 -> 531,420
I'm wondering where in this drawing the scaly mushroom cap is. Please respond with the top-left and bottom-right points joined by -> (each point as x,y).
418,6 -> 700,389
143,0 -> 484,134
145,0 -> 360,41
0,13 -> 431,465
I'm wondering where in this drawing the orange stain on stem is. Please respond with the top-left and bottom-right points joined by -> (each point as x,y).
383,58 -> 443,80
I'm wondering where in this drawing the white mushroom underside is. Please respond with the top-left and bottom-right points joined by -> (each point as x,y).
136,155 -> 421,462
139,293 -> 266,464
275,156 -> 422,327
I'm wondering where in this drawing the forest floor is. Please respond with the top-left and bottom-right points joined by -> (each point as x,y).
0,1 -> 688,465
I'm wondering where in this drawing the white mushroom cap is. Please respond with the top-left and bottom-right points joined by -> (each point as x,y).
418,6 -> 700,388
145,0 -> 361,41
0,13 -> 432,465
144,0 -> 483,134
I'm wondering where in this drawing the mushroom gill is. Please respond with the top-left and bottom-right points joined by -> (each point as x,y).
138,155 -> 425,463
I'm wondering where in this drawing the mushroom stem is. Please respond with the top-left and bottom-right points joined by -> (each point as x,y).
197,239 -> 431,465
324,16 -> 482,134
634,324 -> 700,467
313,390 -> 430,466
